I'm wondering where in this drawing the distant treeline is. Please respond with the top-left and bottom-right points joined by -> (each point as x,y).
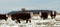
7,10 -> 56,14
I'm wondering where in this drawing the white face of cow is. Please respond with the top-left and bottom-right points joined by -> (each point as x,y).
6,14 -> 8,17
52,11 -> 54,15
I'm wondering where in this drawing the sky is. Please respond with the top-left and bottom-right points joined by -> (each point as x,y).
0,0 -> 60,14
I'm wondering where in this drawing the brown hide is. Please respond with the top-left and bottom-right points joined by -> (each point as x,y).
41,12 -> 48,19
11,12 -> 31,23
0,14 -> 7,21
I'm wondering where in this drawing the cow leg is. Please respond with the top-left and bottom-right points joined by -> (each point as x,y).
43,17 -> 47,20
40,16 -> 43,19
26,19 -> 28,23
16,18 -> 21,23
5,17 -> 8,21
12,18 -> 15,20
43,18 -> 46,20
5,18 -> 7,21
40,16 -> 42,18
26,19 -> 31,23
16,19 -> 20,23
29,19 -> 31,23
42,17 -> 45,20
11,17 -> 15,21
45,17 -> 48,19
17,19 -> 20,23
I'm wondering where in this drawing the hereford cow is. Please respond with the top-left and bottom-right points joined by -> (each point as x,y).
11,12 -> 31,23
0,14 -> 8,21
40,12 -> 48,20
50,11 -> 57,19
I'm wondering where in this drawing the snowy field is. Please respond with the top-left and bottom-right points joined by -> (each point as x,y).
0,15 -> 60,27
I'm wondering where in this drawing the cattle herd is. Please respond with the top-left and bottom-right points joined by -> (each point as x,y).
0,11 -> 57,23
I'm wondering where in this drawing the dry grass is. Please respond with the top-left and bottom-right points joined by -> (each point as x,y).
57,13 -> 60,15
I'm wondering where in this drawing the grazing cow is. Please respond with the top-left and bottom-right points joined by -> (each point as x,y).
11,12 -> 31,23
50,11 -> 57,19
0,14 -> 8,21
40,12 -> 48,20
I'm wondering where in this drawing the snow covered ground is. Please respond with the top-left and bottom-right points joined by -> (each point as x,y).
0,15 -> 60,27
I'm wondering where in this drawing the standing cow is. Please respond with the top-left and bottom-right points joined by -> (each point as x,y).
40,12 -> 48,20
50,11 -> 57,19
11,12 -> 31,23
0,14 -> 8,21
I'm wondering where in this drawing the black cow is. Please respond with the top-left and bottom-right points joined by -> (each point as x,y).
0,14 -> 7,21
50,11 -> 57,19
40,12 -> 48,20
11,12 -> 31,23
